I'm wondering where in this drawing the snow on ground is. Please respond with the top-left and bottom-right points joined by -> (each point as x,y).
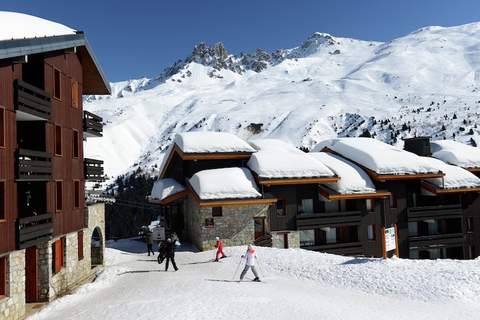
29,239 -> 480,320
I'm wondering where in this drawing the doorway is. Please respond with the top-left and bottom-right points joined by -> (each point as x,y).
25,246 -> 38,302
254,217 -> 266,240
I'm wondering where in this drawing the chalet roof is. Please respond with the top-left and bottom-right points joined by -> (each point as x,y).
422,157 -> 480,191
313,138 -> 442,177
189,167 -> 261,200
431,140 -> 480,170
174,132 -> 255,154
149,178 -> 186,204
0,12 -> 110,95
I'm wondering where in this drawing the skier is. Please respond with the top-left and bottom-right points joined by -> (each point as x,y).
145,230 -> 155,256
164,238 -> 178,271
239,244 -> 260,282
214,236 -> 227,262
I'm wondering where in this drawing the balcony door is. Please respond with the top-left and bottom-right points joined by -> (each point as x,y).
25,246 -> 38,302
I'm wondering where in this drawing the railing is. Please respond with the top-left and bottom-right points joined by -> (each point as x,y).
84,158 -> 104,182
407,205 -> 462,221
83,111 -> 103,137
408,232 -> 464,249
14,79 -> 51,120
16,149 -> 52,181
254,233 -> 272,247
17,213 -> 53,249
296,211 -> 362,229
303,241 -> 363,256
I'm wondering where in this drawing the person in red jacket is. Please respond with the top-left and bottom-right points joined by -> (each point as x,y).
214,236 -> 227,261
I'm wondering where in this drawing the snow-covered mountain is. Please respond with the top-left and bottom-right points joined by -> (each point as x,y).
84,22 -> 480,179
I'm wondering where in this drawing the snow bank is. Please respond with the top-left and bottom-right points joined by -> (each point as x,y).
310,152 -> 376,194
422,157 -> 480,189
313,138 -> 441,175
431,139 -> 480,168
189,167 -> 261,200
0,11 -> 76,41
174,131 -> 255,153
150,178 -> 185,201
247,138 -> 334,179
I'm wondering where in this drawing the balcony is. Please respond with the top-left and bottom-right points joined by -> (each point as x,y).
303,242 -> 363,256
14,80 -> 51,121
407,205 -> 462,221
83,111 -> 103,138
408,233 -> 464,249
297,211 -> 362,230
17,213 -> 53,249
16,149 -> 52,181
85,158 -> 104,182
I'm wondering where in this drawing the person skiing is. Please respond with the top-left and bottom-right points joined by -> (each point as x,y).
164,238 -> 178,271
240,244 -> 260,282
145,230 -> 155,256
214,236 -> 227,262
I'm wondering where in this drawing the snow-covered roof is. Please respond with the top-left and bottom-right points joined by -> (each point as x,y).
150,178 -> 185,201
0,12 -> 76,41
422,157 -> 480,190
189,167 -> 261,200
313,138 -> 441,176
310,152 -> 376,194
247,139 -> 334,179
431,140 -> 480,169
174,132 -> 255,153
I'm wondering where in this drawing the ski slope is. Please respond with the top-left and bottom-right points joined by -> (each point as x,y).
28,239 -> 480,320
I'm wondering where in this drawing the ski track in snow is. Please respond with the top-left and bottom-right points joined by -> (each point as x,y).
28,239 -> 480,320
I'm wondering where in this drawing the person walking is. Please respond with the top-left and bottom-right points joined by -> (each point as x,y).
239,244 -> 260,282
164,238 -> 178,271
145,230 -> 155,256
157,241 -> 167,264
214,236 -> 227,262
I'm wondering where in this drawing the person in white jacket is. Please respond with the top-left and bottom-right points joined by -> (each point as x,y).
240,244 -> 260,282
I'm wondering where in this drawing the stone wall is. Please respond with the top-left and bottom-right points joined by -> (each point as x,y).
184,196 -> 269,251
0,250 -> 26,320
271,231 -> 300,249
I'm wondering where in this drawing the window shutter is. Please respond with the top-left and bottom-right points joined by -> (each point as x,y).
0,256 -> 6,296
78,231 -> 84,260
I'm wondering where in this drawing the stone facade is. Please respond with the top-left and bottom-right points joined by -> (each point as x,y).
271,231 -> 300,249
0,250 -> 26,320
183,196 -> 269,251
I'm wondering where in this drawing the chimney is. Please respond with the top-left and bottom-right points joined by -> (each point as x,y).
403,137 -> 432,156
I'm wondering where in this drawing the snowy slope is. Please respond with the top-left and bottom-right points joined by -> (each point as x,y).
29,239 -> 480,320
84,23 -> 480,179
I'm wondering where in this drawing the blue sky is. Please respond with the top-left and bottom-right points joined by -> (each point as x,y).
3,0 -> 480,81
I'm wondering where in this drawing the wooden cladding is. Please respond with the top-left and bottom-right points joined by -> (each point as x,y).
0,181 -> 4,220
17,213 -> 53,249
0,107 -> 4,148
52,238 -> 65,274
74,180 -> 80,208
0,256 -> 5,297
78,230 -> 84,260
83,111 -> 103,138
55,181 -> 63,212
71,80 -> 79,108
17,149 -> 52,181
55,125 -> 62,156
14,80 -> 52,120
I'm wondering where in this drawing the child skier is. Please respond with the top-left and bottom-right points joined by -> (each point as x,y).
239,244 -> 260,282
214,236 -> 227,262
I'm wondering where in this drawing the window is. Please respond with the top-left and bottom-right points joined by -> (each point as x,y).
55,181 -> 63,212
467,217 -> 474,233
366,199 -> 376,212
52,238 -> 65,274
71,80 -> 79,108
276,200 -> 286,216
78,231 -> 84,260
298,199 -> 314,215
74,180 -> 80,208
0,107 -> 5,148
212,207 -> 222,217
408,222 -> 418,237
73,130 -> 79,158
324,200 -> 339,213
324,227 -> 337,244
55,125 -> 62,156
299,230 -> 315,247
0,256 -> 6,297
53,68 -> 61,100
205,218 -> 214,228
390,195 -> 397,208
0,181 -> 4,220
367,225 -> 376,240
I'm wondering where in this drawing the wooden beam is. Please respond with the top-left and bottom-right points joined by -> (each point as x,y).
466,167 -> 480,173
318,186 -> 391,200
258,176 -> 339,186
421,181 -> 480,194
148,190 -> 188,205
197,198 -> 278,208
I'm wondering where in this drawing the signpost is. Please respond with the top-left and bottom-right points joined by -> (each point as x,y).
382,225 -> 399,258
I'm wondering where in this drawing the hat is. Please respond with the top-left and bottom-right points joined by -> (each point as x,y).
215,236 -> 220,241
248,244 -> 253,249
167,238 -> 172,242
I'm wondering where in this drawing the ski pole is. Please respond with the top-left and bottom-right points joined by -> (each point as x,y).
232,256 -> 243,281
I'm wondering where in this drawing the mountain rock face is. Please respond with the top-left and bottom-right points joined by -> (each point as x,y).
84,23 -> 480,179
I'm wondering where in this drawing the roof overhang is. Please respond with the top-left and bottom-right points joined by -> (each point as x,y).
257,176 -> 339,186
147,189 -> 188,205
421,181 -> 480,195
318,185 -> 391,200
0,32 -> 110,95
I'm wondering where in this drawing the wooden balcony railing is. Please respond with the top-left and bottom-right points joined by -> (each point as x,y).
17,213 -> 53,249
83,111 -> 103,138
408,233 -> 464,249
296,211 -> 362,229
303,241 -> 363,256
84,158 -> 104,182
407,205 -> 462,221
14,79 -> 51,120
16,148 -> 52,181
